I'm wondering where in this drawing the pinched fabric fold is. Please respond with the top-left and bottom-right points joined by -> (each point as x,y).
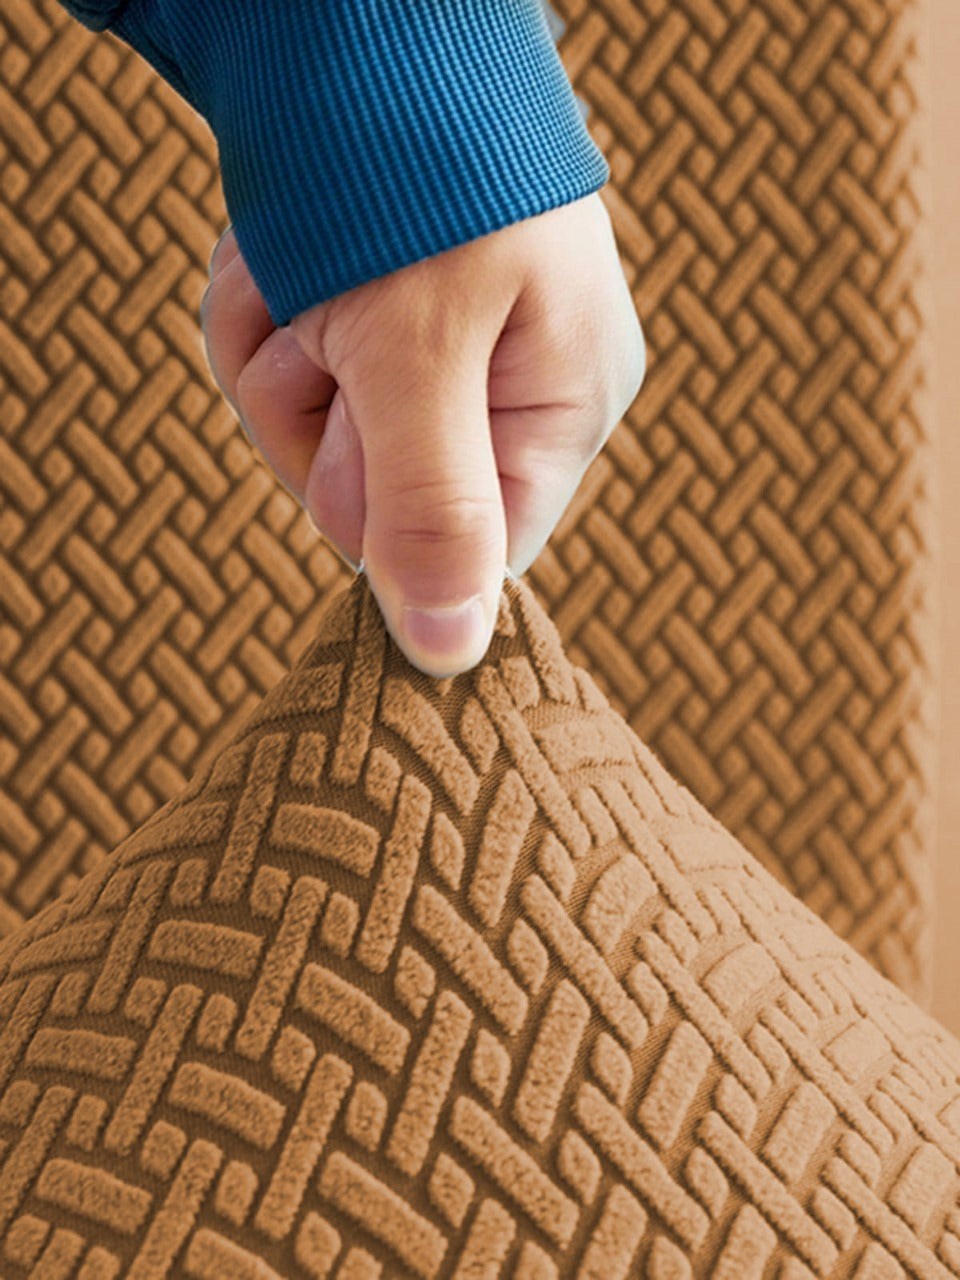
0,571 -> 957,1277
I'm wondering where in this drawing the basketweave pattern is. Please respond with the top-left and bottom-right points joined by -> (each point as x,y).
533,0 -> 938,1003
0,3 -> 356,931
0,572 -> 957,1279
0,0 -> 937,1005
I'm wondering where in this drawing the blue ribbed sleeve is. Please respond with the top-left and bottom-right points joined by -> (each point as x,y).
59,0 -> 130,30
59,0 -> 609,328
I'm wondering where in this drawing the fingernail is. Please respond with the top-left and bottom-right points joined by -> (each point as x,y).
403,596 -> 485,664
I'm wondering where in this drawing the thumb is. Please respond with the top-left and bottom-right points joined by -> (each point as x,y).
337,321 -> 507,679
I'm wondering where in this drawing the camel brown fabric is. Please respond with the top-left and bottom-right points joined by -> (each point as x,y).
0,0 -> 936,1003
0,569 -> 956,1278
541,0 -> 938,1006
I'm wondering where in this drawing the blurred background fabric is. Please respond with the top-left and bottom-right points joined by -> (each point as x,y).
0,0 -> 951,1020
928,0 -> 960,1033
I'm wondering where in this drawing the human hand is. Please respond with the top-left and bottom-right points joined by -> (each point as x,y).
200,191 -> 645,678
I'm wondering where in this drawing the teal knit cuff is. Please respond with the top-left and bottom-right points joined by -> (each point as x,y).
64,0 -> 609,328
122,0 -> 608,326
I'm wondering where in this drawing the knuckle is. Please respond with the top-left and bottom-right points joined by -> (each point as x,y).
390,487 -> 501,547
550,397 -> 608,465
584,371 -> 621,460
629,319 -> 647,396
234,361 -> 253,402
567,314 -> 647,460
233,365 -> 263,419
608,317 -> 647,428
549,391 -> 610,466
583,414 -> 613,463
321,272 -> 451,374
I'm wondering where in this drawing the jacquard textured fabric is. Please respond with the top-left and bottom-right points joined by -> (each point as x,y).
0,569 -> 957,1278
533,0 -> 937,1006
0,0 -> 936,1006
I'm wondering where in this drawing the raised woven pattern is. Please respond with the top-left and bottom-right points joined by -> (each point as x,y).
0,3 -> 353,933
532,0 -> 938,1004
0,0 -> 936,1004
0,572 -> 957,1278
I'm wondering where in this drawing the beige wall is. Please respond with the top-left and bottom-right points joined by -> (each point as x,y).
927,0 -> 960,1033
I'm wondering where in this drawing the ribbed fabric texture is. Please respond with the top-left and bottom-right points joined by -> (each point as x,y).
57,0 -> 128,31
57,0 -> 608,327
3,571 -> 960,1276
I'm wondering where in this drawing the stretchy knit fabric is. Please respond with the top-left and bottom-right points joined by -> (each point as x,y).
24,0 -> 936,1005
0,570 -> 958,1277
56,0 -> 608,327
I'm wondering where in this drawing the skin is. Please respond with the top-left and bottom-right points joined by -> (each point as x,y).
199,190 -> 646,678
